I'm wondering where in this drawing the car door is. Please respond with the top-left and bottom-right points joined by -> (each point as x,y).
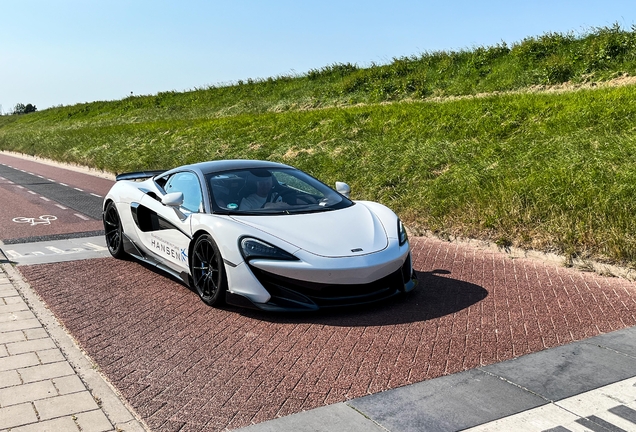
134,171 -> 204,272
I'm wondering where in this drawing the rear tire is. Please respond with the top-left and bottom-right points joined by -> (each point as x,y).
103,202 -> 127,259
191,234 -> 226,306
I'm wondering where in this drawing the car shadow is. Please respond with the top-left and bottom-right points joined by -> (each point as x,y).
235,269 -> 488,326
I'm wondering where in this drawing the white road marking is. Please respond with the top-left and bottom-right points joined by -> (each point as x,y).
4,235 -> 110,265
27,190 -> 37,195
55,204 -> 67,210
7,181 -> 14,184
12,215 -> 57,226
40,196 -> 51,202
74,187 -> 84,192
74,213 -> 90,220
36,175 -> 44,178
0,176 -> 4,180
90,193 -> 102,198
84,243 -> 107,251
16,185 -> 24,189
60,183 -> 68,186
47,178 -> 56,182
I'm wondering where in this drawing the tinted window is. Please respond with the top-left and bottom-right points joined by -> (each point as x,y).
206,168 -> 353,215
164,172 -> 203,213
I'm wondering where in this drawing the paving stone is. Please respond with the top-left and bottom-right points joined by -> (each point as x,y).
52,375 -> 87,395
0,344 -> 8,357
0,291 -> 19,300
0,402 -> 38,429
0,352 -> 39,372
37,347 -> 66,364
0,380 -> 57,407
3,296 -> 25,305
75,409 -> 115,432
0,369 -> 22,389
19,361 -> 75,383
0,330 -> 26,344
8,415 -> 79,432
34,391 -> 99,420
0,301 -> 28,314
7,337 -> 56,355
0,310 -> 35,323
0,318 -> 41,332
24,327 -> 49,340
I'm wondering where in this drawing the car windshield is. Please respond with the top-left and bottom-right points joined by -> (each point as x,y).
206,167 -> 353,215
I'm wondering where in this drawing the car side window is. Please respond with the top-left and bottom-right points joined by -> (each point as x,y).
164,172 -> 203,213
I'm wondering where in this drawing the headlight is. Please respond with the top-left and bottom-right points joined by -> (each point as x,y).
240,237 -> 298,261
398,219 -> 408,246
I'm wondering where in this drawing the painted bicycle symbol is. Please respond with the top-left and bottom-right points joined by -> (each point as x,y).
12,215 -> 58,226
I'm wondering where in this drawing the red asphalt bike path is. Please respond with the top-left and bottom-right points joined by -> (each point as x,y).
0,154 -> 108,241
3,155 -> 636,431
0,153 -> 114,197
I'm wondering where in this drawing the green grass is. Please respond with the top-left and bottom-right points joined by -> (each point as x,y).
2,25 -> 636,266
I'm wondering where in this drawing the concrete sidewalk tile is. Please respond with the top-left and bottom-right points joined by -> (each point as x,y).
0,310 -> 35,323
9,416 -> 79,432
0,352 -> 40,372
34,391 -> 99,421
52,375 -> 87,395
0,301 -> 28,314
24,327 -> 48,340
0,402 -> 38,429
0,344 -> 8,357
37,347 -> 66,364
0,380 -> 57,407
19,361 -> 75,383
0,318 -> 41,332
236,403 -> 386,432
76,409 -> 114,432
0,370 -> 22,389
0,291 -> 19,299
0,330 -> 26,344
7,337 -> 56,355
3,296 -> 26,305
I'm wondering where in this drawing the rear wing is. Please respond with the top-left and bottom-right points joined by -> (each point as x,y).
115,170 -> 167,181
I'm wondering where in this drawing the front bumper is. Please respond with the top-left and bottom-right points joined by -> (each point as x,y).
226,252 -> 417,312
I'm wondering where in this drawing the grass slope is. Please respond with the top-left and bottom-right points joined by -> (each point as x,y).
2,25 -> 636,265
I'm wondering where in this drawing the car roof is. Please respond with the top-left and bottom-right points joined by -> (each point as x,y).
175,159 -> 293,176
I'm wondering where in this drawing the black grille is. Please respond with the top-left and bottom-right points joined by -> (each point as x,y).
249,262 -> 409,308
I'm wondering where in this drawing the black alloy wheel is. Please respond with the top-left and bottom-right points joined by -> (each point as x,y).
191,234 -> 226,306
103,202 -> 126,259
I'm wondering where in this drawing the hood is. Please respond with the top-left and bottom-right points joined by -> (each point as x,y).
230,204 -> 388,258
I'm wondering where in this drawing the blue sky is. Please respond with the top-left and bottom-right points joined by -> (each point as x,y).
1,0 -> 634,111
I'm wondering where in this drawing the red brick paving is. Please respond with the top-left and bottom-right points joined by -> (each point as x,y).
19,237 -> 636,431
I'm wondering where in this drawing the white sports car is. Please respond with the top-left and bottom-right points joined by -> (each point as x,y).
103,160 -> 416,311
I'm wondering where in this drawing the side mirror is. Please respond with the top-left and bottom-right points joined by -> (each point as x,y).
162,192 -> 184,208
335,182 -> 351,199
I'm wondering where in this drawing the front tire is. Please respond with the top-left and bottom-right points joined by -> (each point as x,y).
103,202 -> 127,259
191,234 -> 226,306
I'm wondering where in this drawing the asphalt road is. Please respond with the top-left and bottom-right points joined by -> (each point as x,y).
1,153 -> 636,432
